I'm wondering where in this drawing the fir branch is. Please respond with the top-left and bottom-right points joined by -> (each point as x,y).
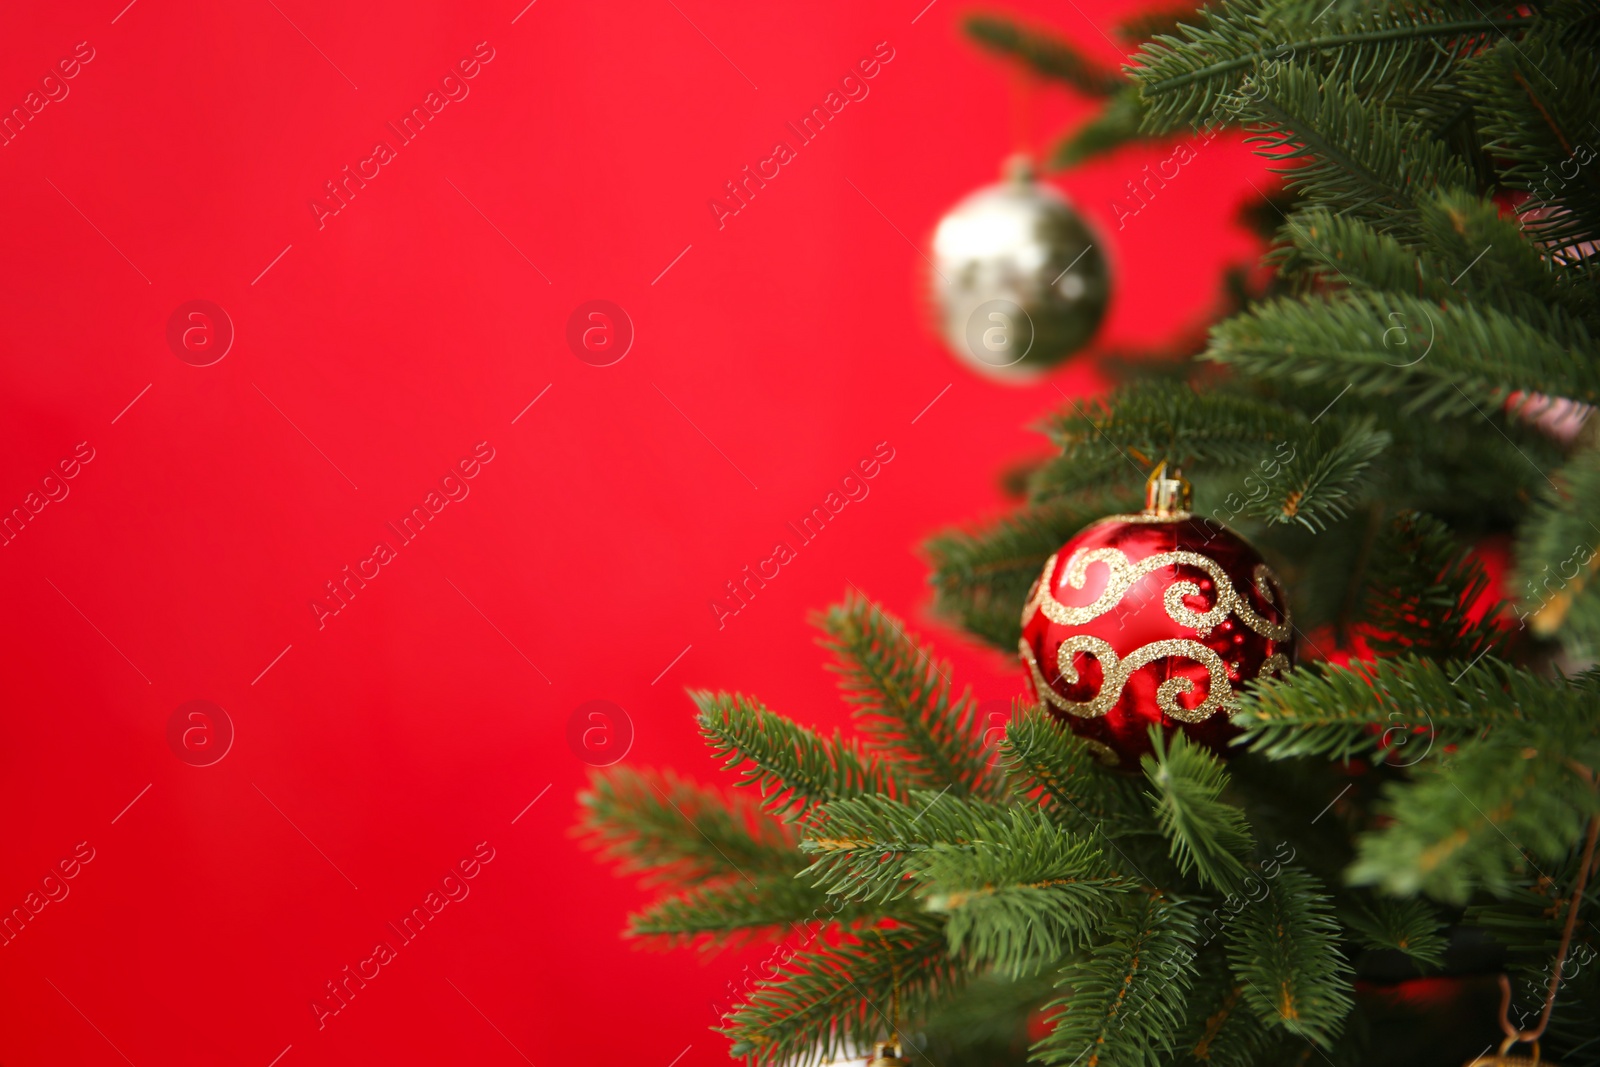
1034,379 -> 1387,531
1031,894 -> 1202,1067
578,766 -> 797,884
1052,88 -> 1158,168
1363,393 -> 1564,528
1205,291 -> 1600,417
1361,510 -> 1509,661
1281,191 -> 1599,342
1515,444 -> 1600,644
696,691 -> 905,819
1273,206 -> 1433,293
1142,728 -> 1255,895
1342,896 -> 1449,968
1545,961 -> 1600,1063
1249,414 -> 1388,532
1347,706 -> 1600,901
1131,0 -> 1531,133
1226,865 -> 1354,1048
1243,64 -> 1471,234
1233,654 -> 1538,763
965,14 -> 1125,96
1036,380 -> 1306,482
816,593 -> 1000,799
1463,851 -> 1600,1045
1414,191 -> 1594,339
628,877 -> 861,947
1463,859 -> 1592,960
1000,705 -> 1155,837
1176,970 -> 1284,1067
722,916 -> 960,1067
920,810 -> 1132,977
799,792 -> 1012,904
1468,12 -> 1600,250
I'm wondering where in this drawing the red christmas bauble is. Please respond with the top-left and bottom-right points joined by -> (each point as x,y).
1019,466 -> 1294,767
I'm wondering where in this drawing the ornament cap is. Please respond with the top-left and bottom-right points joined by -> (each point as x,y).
1003,152 -> 1037,184
1144,462 -> 1192,517
865,1040 -> 912,1067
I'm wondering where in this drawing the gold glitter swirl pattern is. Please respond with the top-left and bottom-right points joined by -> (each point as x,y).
1020,637 -> 1073,714
1019,635 -> 1234,724
1258,652 -> 1291,680
1101,511 -> 1194,523
1024,549 -> 1135,626
1025,547 -> 1291,641
1251,564 -> 1292,638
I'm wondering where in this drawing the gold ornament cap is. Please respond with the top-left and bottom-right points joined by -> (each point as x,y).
865,1040 -> 912,1067
1003,152 -> 1037,184
1465,1039 -> 1557,1066
1144,462 -> 1192,517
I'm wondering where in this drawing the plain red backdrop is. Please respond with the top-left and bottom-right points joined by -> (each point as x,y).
0,1 -> 1272,1063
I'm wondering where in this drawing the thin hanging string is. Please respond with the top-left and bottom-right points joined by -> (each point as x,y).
1007,64 -> 1037,172
889,932 -> 902,1041
1496,812 -> 1600,1056
874,928 -> 903,1055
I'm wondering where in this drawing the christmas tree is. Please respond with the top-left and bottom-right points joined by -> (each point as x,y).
582,2 -> 1600,1065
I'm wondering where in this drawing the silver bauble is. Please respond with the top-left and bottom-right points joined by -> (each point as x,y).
930,157 -> 1109,382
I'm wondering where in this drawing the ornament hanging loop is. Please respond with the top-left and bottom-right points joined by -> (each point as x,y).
1469,809 -> 1600,1066
1500,1033 -> 1541,1065
1463,1033 -> 1543,1066
1144,461 -> 1192,517
866,926 -> 911,1067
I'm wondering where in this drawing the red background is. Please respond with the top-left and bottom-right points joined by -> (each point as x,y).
0,1 -> 1270,1063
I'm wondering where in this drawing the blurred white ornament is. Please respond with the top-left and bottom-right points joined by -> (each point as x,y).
930,156 -> 1110,382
